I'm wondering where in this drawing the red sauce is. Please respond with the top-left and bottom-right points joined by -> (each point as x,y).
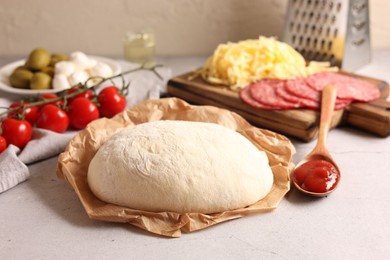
293,159 -> 339,193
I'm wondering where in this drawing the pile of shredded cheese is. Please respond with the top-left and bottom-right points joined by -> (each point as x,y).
200,36 -> 338,90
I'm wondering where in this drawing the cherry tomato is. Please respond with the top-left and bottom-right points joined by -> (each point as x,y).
97,86 -> 126,118
67,97 -> 99,129
99,86 -> 118,95
36,104 -> 69,133
66,88 -> 94,104
1,118 -> 32,149
8,101 -> 39,125
39,93 -> 64,107
0,135 -> 7,153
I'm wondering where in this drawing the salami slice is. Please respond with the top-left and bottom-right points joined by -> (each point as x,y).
240,85 -> 279,110
285,78 -> 320,101
276,83 -> 319,109
334,98 -> 353,110
306,72 -> 380,102
285,77 -> 354,110
249,80 -> 299,109
239,72 -> 374,111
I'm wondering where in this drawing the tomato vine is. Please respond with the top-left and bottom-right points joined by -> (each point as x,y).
0,64 -> 163,119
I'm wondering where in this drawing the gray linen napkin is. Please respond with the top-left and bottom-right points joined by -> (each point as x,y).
0,60 -> 171,193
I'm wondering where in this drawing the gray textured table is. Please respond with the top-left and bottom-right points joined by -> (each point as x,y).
1,52 -> 389,259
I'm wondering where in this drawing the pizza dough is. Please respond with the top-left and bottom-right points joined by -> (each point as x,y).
87,120 -> 274,214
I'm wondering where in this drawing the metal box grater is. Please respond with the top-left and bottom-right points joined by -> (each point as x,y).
282,0 -> 371,71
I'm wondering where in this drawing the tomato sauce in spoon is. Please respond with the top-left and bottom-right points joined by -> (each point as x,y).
293,159 -> 340,194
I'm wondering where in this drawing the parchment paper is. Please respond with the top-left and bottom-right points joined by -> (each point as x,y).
57,97 -> 295,237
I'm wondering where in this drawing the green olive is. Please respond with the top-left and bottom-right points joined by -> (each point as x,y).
26,48 -> 51,70
14,65 -> 29,71
50,53 -> 69,66
30,72 -> 52,90
40,66 -> 55,77
9,69 -> 34,89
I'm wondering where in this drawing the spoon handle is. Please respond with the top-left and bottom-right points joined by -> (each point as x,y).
317,85 -> 337,149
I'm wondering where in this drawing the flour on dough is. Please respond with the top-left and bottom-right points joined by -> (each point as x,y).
87,120 -> 273,214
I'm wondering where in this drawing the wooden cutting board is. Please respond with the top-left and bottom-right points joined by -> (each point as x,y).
167,71 -> 390,141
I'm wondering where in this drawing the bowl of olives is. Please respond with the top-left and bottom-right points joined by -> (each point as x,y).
0,48 -> 121,95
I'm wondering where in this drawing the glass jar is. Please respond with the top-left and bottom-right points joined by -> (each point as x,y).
123,30 -> 155,64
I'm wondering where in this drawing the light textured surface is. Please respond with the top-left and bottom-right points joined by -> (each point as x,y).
1,0 -> 389,57
1,52 -> 390,259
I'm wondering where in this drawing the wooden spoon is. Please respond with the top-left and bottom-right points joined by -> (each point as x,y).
291,85 -> 341,196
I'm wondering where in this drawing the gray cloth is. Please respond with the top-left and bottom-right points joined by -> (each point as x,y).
0,145 -> 29,192
0,60 -> 171,193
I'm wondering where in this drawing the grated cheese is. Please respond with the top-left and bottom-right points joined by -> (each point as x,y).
200,36 -> 338,90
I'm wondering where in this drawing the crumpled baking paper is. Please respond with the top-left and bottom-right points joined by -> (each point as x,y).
57,97 -> 295,237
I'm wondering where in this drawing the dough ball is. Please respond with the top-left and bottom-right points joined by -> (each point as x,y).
87,120 -> 273,213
